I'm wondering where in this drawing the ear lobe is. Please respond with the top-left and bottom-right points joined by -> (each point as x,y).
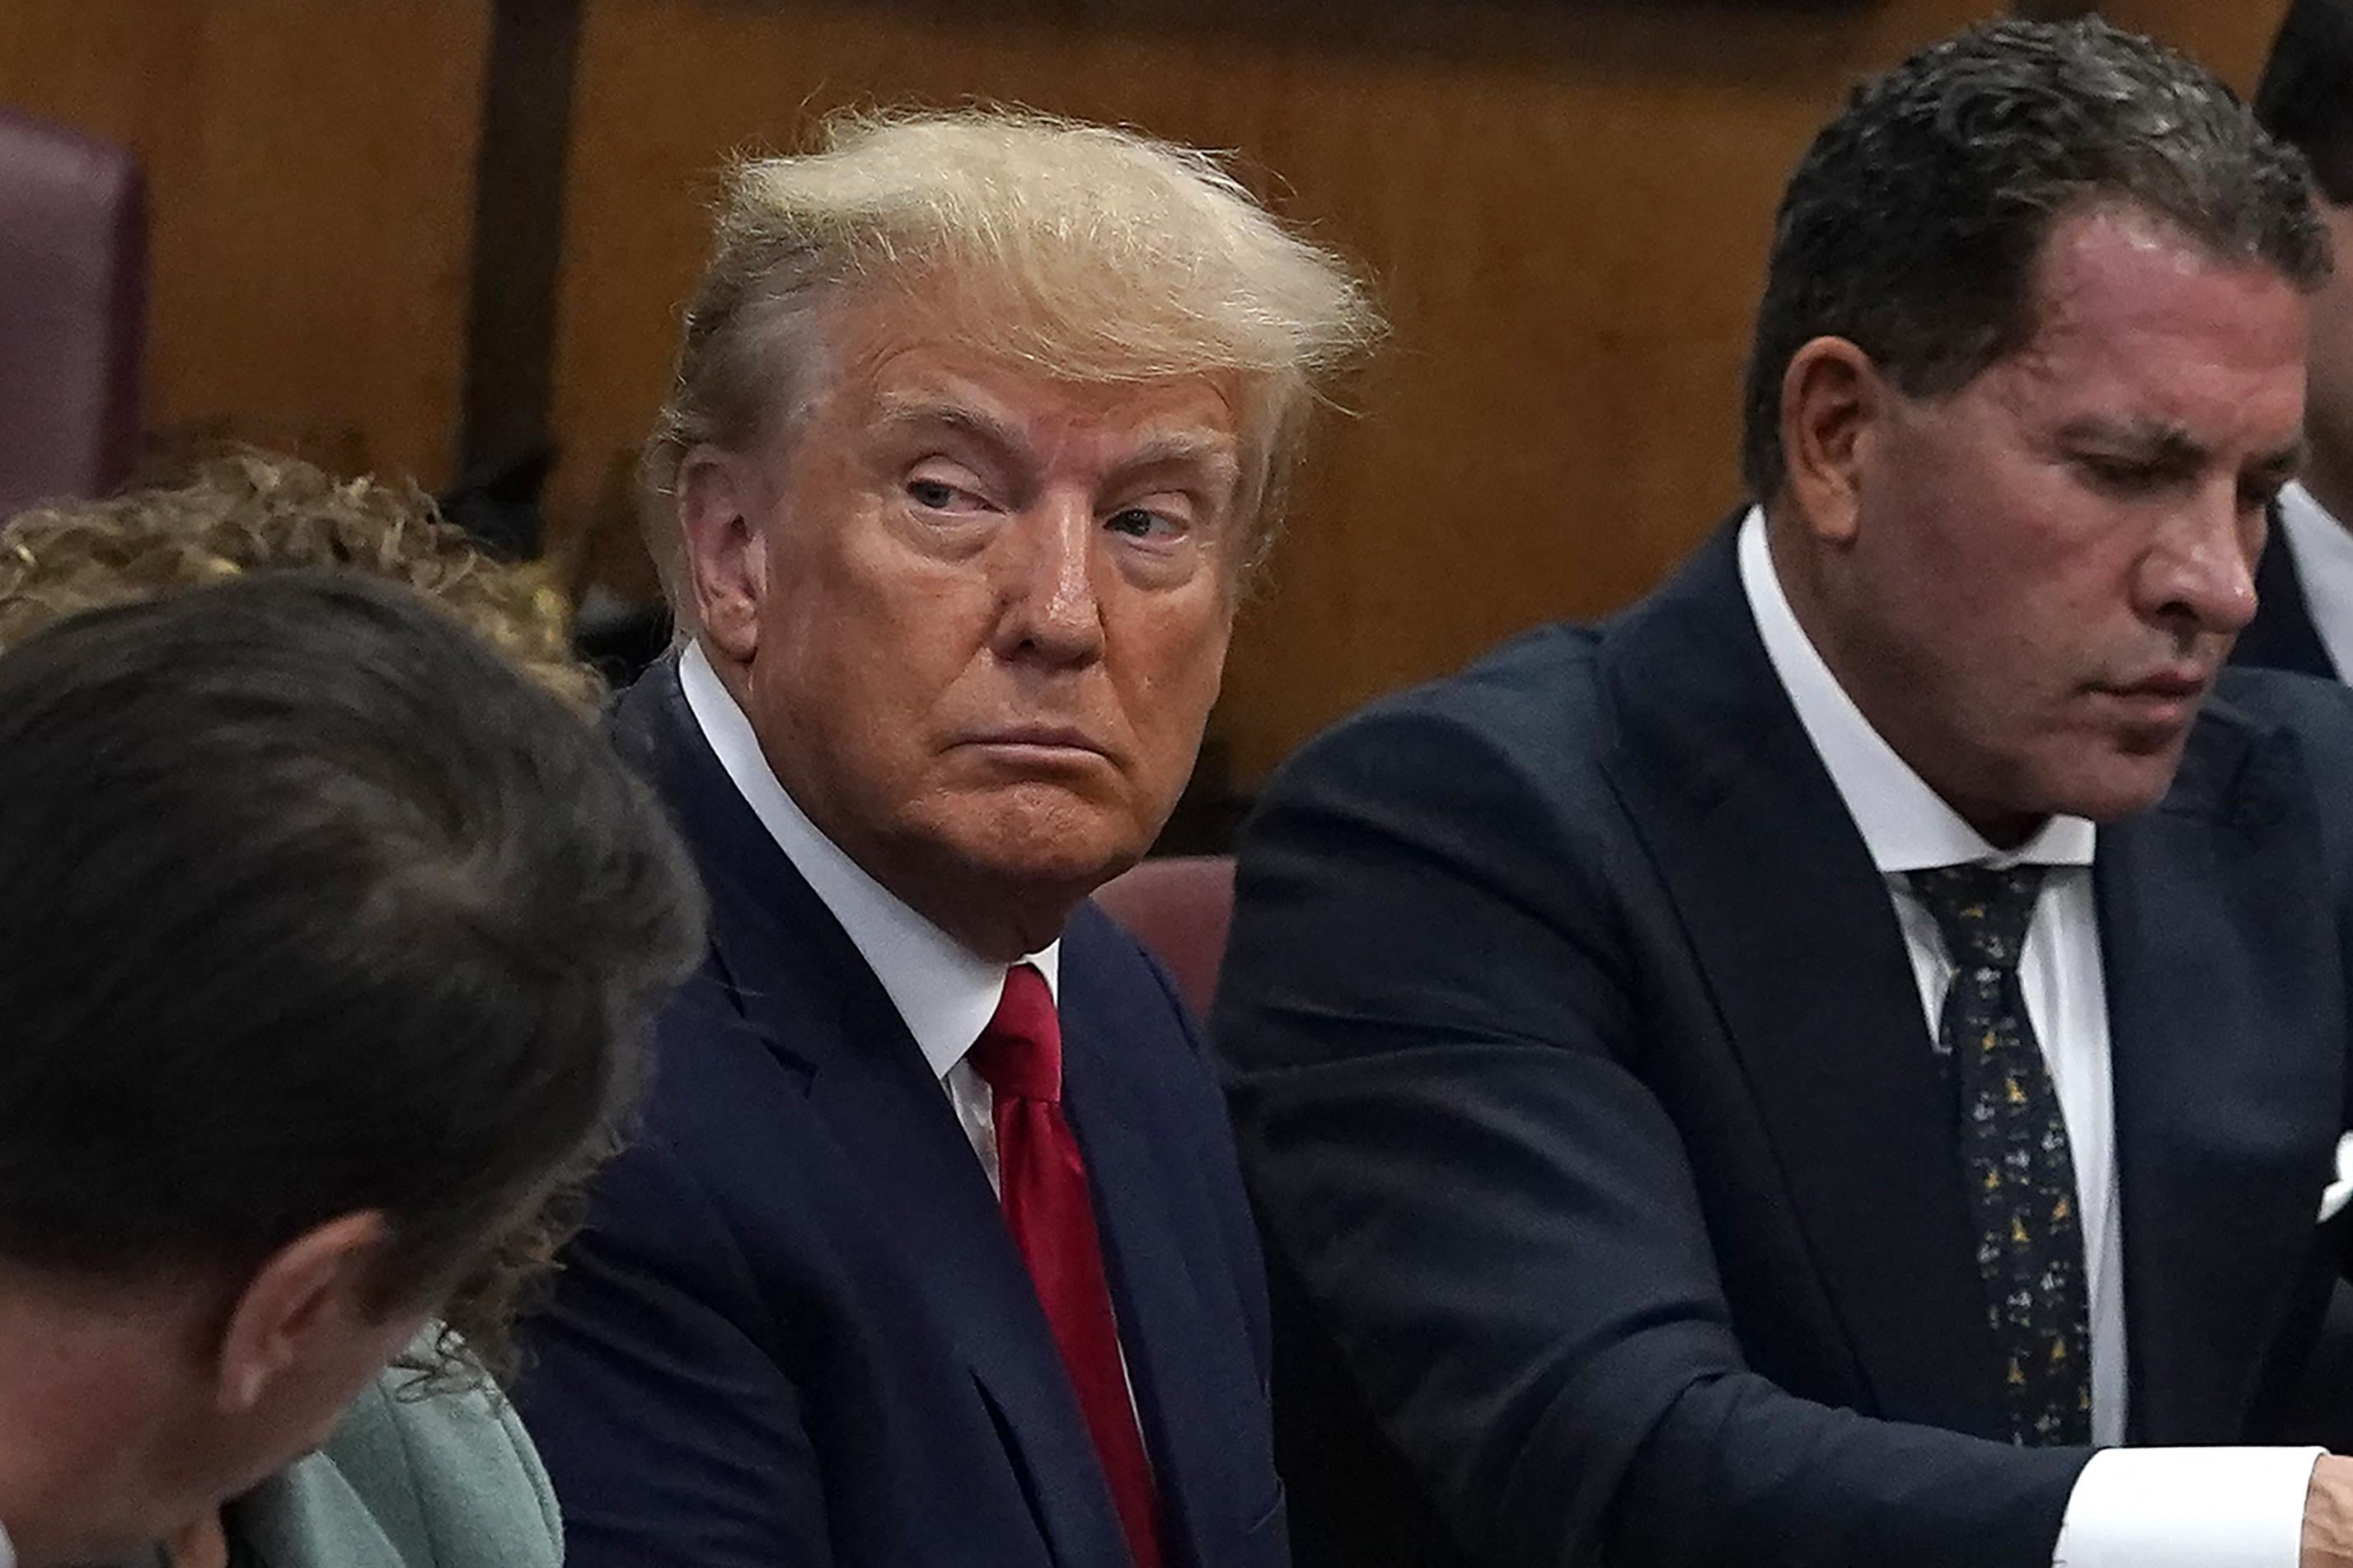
676,447 -> 769,663
213,1210 -> 392,1416
1779,335 -> 1886,548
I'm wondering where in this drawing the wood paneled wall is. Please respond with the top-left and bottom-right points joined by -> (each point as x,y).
546,0 -> 2294,781
0,0 -> 2301,781
0,0 -> 490,484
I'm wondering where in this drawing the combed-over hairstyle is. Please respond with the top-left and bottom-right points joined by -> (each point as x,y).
1742,17 -> 2327,504
642,107 -> 1381,605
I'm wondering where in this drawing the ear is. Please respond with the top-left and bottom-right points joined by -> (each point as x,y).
676,445 -> 771,664
1779,335 -> 1888,549
213,1210 -> 405,1416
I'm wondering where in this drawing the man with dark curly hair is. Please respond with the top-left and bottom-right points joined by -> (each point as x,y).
1219,17 -> 2353,1568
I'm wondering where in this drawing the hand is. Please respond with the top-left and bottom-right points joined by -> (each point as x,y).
2303,1455 -> 2353,1567
162,1509 -> 228,1568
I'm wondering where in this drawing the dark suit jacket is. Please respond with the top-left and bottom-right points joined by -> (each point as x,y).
516,659 -> 1287,1568
1215,524 -> 2353,1568
2233,526 -> 2341,681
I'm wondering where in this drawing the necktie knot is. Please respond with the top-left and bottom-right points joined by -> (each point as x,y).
1906,862 -> 2046,975
968,962 -> 1061,1104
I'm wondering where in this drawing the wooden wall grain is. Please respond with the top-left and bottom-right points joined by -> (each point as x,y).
0,0 -> 2303,781
546,0 -> 2299,782
0,0 -> 491,484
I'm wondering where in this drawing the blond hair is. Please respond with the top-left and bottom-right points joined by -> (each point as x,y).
643,107 -> 1381,605
0,453 -> 599,713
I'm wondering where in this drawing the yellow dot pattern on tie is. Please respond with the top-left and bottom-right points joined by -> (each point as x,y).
1908,861 -> 2092,1449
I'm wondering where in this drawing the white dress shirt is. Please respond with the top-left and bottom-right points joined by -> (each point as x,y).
1737,509 -> 2320,1568
2275,480 -> 2353,680
678,640 -> 1058,1191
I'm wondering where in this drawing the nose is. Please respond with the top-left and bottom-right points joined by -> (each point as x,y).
2137,487 -> 2258,640
991,492 -> 1105,668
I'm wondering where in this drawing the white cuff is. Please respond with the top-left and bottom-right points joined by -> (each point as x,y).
2052,1448 -> 2323,1568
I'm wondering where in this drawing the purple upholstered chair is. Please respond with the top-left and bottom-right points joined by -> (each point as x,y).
1091,854 -> 1237,1021
0,109 -> 145,520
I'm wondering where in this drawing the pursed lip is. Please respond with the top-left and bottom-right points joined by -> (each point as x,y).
954,723 -> 1116,760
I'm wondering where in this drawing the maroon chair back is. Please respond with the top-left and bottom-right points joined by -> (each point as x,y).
1091,854 -> 1237,1021
0,109 -> 145,521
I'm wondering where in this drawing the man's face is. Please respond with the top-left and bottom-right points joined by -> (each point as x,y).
703,298 -> 1245,948
1825,207 -> 2308,838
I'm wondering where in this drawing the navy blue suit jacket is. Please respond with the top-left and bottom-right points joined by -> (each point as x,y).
517,659 -> 1287,1568
2233,527 -> 2341,681
1217,524 -> 2353,1567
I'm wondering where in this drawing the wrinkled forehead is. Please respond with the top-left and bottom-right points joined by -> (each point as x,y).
2015,204 -> 2311,360
769,280 -> 1282,513
1982,204 -> 2311,439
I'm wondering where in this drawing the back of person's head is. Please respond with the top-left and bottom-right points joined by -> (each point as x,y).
0,452 -> 616,1388
640,106 -> 1380,606
2257,0 -> 2353,206
1742,16 -> 2327,503
0,571 -> 701,1565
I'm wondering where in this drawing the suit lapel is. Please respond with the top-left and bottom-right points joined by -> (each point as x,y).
2098,700 -> 2342,1441
1059,922 -> 1239,1568
796,1014 -> 1132,1567
615,663 -> 1134,1566
1600,527 -> 2010,1438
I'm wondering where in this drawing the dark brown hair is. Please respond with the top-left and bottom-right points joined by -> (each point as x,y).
0,570 -> 701,1385
1744,17 -> 2327,503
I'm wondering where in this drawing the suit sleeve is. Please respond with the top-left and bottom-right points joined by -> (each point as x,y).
515,1130 -> 837,1568
1212,697 -> 2088,1568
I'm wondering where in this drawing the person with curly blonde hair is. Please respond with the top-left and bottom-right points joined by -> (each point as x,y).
0,452 -> 599,714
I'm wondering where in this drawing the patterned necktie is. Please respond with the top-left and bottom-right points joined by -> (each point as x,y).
968,964 -> 1164,1568
1905,864 -> 2092,1447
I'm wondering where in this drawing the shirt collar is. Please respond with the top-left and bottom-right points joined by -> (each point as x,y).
677,640 -> 1061,1081
2273,480 -> 2353,668
1735,507 -> 2096,873
2275,478 -> 2347,563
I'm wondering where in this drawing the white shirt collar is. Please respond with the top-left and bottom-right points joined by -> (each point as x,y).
2273,480 -> 2353,679
1735,507 -> 2096,873
677,640 -> 1061,1081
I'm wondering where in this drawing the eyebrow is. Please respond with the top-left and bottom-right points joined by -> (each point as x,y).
871,396 -> 1244,493
2059,417 -> 2306,480
1119,433 -> 1245,490
872,398 -> 1026,458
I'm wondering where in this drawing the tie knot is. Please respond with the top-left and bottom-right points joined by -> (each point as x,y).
968,963 -> 1062,1103
1906,863 -> 2046,973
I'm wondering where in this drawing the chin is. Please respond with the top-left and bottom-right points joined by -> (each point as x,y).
2045,754 -> 2188,824
935,791 -> 1152,895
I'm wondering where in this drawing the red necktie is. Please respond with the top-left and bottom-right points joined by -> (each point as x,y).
968,963 -> 1164,1568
